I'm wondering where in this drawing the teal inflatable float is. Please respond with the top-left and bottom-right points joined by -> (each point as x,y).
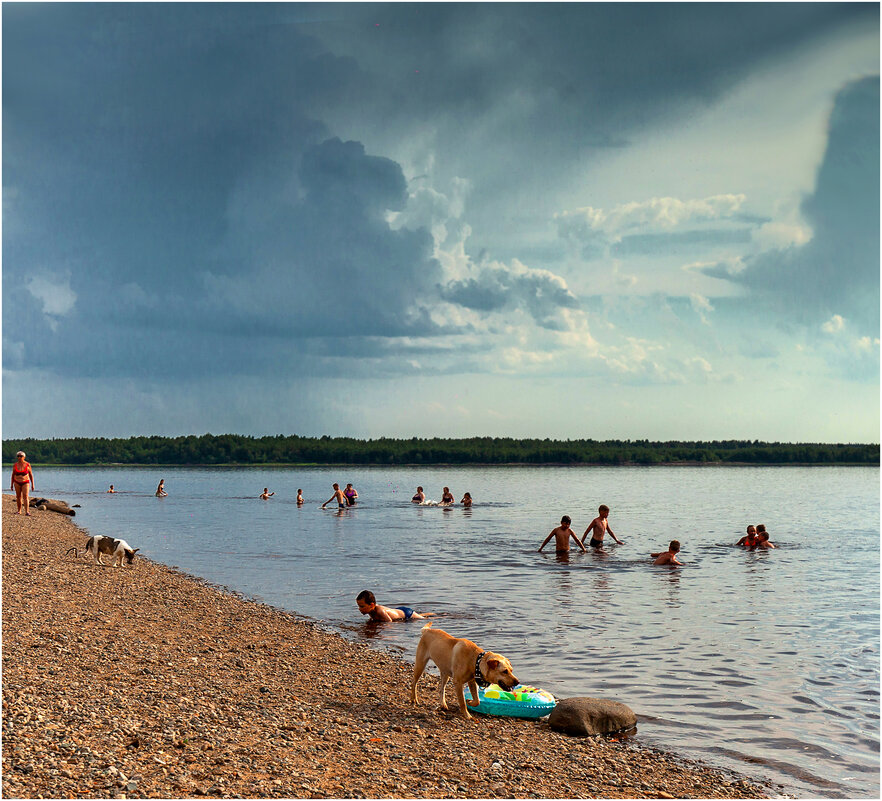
463,683 -> 556,719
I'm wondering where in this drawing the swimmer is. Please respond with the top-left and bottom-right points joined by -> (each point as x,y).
411,486 -> 426,504
755,532 -> 776,549
321,483 -> 347,509
460,492 -> 472,507
356,590 -> 434,622
736,525 -> 757,547
581,504 -> 622,548
539,515 -> 586,553
440,486 -> 455,505
343,483 -> 359,506
107,485 -> 116,493
296,489 -> 304,506
155,479 -> 167,497
260,488 -> 275,500
651,540 -> 683,565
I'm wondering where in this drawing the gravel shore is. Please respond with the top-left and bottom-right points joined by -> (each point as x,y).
2,494 -> 771,799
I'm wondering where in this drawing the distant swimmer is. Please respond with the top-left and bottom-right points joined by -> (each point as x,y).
651,540 -> 683,565
755,531 -> 776,549
322,483 -> 347,509
460,492 -> 472,507
581,504 -> 623,548
356,590 -> 434,622
260,488 -> 275,500
440,486 -> 455,505
155,479 -> 167,497
736,526 -> 757,547
107,485 -> 116,493
411,486 -> 426,504
296,489 -> 304,506
344,483 -> 359,506
539,515 -> 586,554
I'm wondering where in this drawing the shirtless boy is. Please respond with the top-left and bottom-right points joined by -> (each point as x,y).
581,505 -> 623,547
755,532 -> 776,549
296,489 -> 304,505
539,515 -> 587,553
321,483 -> 347,509
651,540 -> 683,565
260,488 -> 275,500
356,590 -> 434,622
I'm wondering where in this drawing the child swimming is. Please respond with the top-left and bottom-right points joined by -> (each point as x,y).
651,540 -> 683,565
356,590 -> 434,622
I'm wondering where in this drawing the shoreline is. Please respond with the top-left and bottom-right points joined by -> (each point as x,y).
3,495 -> 773,799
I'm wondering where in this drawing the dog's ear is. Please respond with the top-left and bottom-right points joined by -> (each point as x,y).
132,549 -> 140,554
487,659 -> 500,670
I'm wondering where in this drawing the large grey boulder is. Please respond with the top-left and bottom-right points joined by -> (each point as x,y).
548,697 -> 636,736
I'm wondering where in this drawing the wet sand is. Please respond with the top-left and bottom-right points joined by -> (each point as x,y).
2,494 -> 771,799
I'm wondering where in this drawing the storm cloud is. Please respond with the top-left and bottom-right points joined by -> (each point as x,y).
702,76 -> 880,336
2,3 -> 878,439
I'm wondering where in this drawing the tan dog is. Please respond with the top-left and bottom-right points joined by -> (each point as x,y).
411,623 -> 519,720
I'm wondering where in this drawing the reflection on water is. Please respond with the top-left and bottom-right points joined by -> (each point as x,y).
23,464 -> 880,799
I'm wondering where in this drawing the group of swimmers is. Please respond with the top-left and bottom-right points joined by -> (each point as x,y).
736,524 -> 776,549
537,504 -> 776,568
410,486 -> 472,506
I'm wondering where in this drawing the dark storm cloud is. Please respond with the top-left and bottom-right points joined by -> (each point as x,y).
702,76 -> 880,334
2,5 -> 447,379
2,3 -> 877,387
311,3 -> 877,256
316,3 -> 875,160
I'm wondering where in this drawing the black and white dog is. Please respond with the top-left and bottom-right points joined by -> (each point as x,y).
67,535 -> 140,567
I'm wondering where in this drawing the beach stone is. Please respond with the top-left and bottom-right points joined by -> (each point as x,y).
548,697 -> 637,736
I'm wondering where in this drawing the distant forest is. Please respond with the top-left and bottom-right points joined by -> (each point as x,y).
3,435 -> 878,466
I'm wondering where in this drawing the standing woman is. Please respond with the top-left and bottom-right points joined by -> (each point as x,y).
11,451 -> 35,515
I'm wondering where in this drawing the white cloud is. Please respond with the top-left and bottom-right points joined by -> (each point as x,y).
690,293 -> 715,325
854,336 -> 880,352
822,314 -> 845,334
752,220 -> 813,250
556,193 -> 747,244
26,272 -> 77,330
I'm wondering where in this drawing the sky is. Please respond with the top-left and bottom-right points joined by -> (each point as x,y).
2,2 -> 879,442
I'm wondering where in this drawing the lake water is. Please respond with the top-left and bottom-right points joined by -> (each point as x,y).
14,465 -> 880,797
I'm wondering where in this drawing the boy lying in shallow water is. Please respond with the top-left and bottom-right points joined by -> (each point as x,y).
356,590 -> 434,621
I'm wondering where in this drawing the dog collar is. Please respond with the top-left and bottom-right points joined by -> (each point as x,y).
474,651 -> 490,688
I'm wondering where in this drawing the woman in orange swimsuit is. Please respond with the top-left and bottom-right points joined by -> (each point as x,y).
10,451 -> 35,515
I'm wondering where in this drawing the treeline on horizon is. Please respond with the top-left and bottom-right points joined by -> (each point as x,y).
2,435 -> 878,466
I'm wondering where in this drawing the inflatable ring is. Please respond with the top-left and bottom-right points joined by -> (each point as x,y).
463,683 -> 556,719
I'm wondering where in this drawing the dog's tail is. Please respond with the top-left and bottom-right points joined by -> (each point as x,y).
65,547 -> 79,558
420,621 -> 433,633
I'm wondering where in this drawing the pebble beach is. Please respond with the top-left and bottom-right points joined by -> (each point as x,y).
2,494 -> 772,799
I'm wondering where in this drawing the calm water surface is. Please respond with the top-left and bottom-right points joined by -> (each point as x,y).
18,465 -> 880,797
